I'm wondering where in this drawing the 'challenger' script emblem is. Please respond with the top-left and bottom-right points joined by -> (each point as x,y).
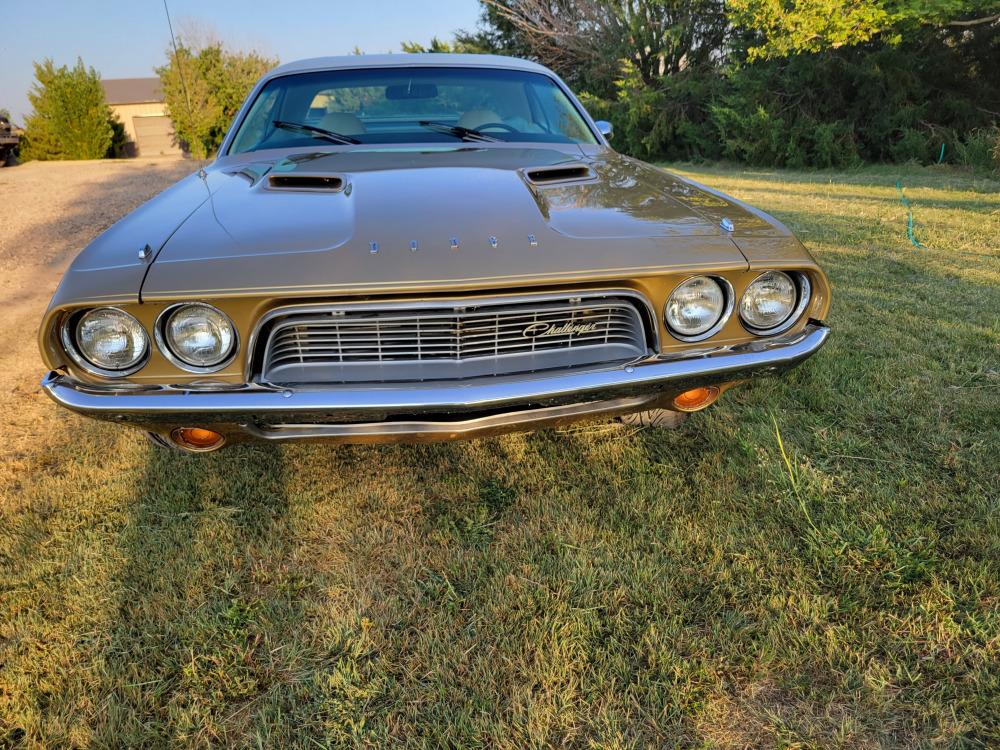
522,321 -> 601,338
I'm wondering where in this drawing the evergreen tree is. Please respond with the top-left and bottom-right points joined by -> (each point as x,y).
21,59 -> 114,161
157,43 -> 276,159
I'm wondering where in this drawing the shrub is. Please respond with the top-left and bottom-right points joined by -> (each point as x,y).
580,62 -> 725,163
570,22 -> 998,170
890,128 -> 933,164
20,58 -> 114,161
157,44 -> 276,159
952,127 -> 1000,171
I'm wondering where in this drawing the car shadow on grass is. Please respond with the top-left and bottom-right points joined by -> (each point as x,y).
90,444 -> 298,746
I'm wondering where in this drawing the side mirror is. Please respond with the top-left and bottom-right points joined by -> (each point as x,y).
595,120 -> 613,140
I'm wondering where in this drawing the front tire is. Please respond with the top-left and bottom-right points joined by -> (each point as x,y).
143,431 -> 187,452
618,409 -> 689,429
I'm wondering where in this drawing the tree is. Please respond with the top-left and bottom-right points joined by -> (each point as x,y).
402,28 -> 501,54
20,59 -> 114,161
157,42 -> 276,159
466,0 -> 998,170
728,0 -> 1000,59
480,0 -> 730,97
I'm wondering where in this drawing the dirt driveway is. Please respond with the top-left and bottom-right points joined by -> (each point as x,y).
0,158 -> 196,484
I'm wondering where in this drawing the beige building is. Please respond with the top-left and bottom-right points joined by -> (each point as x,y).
102,78 -> 182,157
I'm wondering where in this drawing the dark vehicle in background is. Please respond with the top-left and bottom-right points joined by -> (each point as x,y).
0,116 -> 19,166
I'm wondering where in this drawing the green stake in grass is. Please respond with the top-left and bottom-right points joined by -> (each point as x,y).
896,180 -> 927,249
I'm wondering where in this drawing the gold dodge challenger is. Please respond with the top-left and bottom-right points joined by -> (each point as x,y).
39,54 -> 831,452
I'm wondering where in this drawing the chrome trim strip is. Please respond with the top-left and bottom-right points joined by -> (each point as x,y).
42,323 -> 829,428
242,396 -> 658,441
245,289 -> 661,376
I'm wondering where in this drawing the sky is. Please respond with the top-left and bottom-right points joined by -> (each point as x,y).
1,0 -> 484,123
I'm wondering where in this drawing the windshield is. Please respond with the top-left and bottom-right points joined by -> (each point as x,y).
228,66 -> 599,154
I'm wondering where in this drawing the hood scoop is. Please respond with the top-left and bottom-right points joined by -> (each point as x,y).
267,173 -> 346,192
524,164 -> 596,185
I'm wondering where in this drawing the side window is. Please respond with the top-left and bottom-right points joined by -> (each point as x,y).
229,88 -> 280,153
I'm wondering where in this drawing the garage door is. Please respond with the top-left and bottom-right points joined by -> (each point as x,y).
132,115 -> 181,156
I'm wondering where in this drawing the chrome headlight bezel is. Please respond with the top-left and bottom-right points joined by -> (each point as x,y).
664,275 -> 735,342
154,302 -> 239,374
61,307 -> 150,378
739,271 -> 812,336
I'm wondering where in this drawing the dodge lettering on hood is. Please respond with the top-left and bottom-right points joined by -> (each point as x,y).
39,54 -> 831,452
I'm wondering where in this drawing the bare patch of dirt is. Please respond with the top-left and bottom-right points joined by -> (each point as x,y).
0,158 -> 197,487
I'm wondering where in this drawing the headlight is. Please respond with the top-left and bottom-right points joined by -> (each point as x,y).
70,307 -> 149,374
160,303 -> 237,370
665,276 -> 729,339
740,271 -> 798,331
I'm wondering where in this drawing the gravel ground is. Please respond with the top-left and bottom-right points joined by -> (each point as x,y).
0,158 -> 196,483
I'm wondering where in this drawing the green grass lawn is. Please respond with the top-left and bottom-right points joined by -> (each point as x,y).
2,164 -> 998,748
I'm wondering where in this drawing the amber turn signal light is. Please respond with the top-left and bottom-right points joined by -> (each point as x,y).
171,427 -> 226,451
672,386 -> 720,412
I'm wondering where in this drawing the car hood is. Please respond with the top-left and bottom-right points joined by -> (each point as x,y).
139,147 -> 778,300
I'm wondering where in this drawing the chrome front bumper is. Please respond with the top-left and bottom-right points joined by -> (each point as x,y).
42,323 -> 829,445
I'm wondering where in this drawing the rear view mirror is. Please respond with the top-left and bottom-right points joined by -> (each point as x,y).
595,120 -> 613,140
385,83 -> 438,100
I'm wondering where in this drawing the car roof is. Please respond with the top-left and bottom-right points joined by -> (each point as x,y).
264,54 -> 553,81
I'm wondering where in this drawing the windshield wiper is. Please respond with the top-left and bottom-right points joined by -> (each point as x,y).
419,121 -> 503,143
272,120 -> 361,145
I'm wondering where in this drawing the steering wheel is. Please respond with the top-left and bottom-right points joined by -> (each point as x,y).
475,122 -> 518,133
